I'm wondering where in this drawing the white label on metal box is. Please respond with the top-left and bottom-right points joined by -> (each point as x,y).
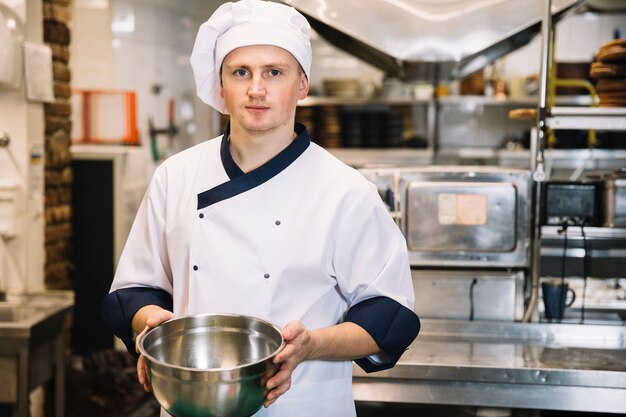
457,193 -> 488,225
438,194 -> 457,224
438,193 -> 488,226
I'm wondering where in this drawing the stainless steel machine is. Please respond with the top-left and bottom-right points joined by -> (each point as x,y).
356,168 -> 626,415
360,166 -> 531,321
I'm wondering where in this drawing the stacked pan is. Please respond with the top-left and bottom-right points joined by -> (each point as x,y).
339,106 -> 404,148
591,39 -> 626,107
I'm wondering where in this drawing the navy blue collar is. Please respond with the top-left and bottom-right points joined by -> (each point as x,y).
197,122 -> 310,210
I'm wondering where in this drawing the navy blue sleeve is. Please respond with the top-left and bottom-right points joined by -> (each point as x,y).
345,296 -> 420,373
100,287 -> 173,354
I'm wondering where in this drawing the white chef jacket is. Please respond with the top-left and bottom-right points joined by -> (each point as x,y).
108,124 -> 417,417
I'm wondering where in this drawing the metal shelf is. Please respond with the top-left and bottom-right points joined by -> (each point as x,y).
298,96 -> 427,107
500,148 -> 626,160
542,226 -> 626,240
298,95 -> 593,107
439,95 -> 592,106
547,107 -> 626,131
328,148 -> 433,167
540,226 -> 626,279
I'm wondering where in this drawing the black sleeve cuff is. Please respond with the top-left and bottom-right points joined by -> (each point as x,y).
345,296 -> 420,373
100,287 -> 173,354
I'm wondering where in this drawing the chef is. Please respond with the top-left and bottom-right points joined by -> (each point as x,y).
101,1 -> 420,416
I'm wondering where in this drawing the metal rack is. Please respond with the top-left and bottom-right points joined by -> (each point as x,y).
298,96 -> 427,107
525,0 -> 626,322
541,226 -> 626,278
299,95 -> 594,108
547,107 -> 626,130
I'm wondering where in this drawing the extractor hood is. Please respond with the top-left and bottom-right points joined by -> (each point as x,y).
281,0 -> 585,81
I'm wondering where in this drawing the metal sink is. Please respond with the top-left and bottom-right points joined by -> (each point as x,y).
0,305 -> 50,323
0,291 -> 74,337
0,291 -> 74,417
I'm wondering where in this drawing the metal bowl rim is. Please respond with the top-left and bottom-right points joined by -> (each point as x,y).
137,312 -> 285,373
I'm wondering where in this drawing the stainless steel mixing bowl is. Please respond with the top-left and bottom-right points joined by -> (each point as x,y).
137,313 -> 284,417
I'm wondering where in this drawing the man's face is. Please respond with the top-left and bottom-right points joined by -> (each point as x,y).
220,45 -> 309,135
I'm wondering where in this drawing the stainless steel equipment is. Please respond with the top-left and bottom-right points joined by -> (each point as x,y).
361,166 -> 531,268
412,270 -> 525,321
352,319 -> 626,413
0,291 -> 74,417
282,0 -> 583,80
361,166 -> 530,322
602,168 -> 626,227
138,314 -> 284,417
543,181 -> 602,226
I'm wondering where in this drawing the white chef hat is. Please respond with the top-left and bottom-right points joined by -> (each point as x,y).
190,0 -> 312,114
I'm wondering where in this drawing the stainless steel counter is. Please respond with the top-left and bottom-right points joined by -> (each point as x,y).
0,291 -> 74,417
353,319 -> 626,413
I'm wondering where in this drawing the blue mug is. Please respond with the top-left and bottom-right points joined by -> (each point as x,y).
542,280 -> 576,320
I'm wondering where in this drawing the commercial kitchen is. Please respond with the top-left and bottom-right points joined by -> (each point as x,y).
1,0 -> 625,416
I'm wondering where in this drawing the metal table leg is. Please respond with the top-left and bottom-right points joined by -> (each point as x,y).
17,347 -> 28,417
54,335 -> 65,417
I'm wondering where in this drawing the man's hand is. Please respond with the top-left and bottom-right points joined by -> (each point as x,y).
262,320 -> 380,408
134,307 -> 173,392
263,321 -> 317,408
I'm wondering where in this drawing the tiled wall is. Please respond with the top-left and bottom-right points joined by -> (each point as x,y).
71,0 -> 225,157
0,0 -> 45,295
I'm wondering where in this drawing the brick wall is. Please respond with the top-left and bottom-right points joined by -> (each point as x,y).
43,0 -> 73,291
